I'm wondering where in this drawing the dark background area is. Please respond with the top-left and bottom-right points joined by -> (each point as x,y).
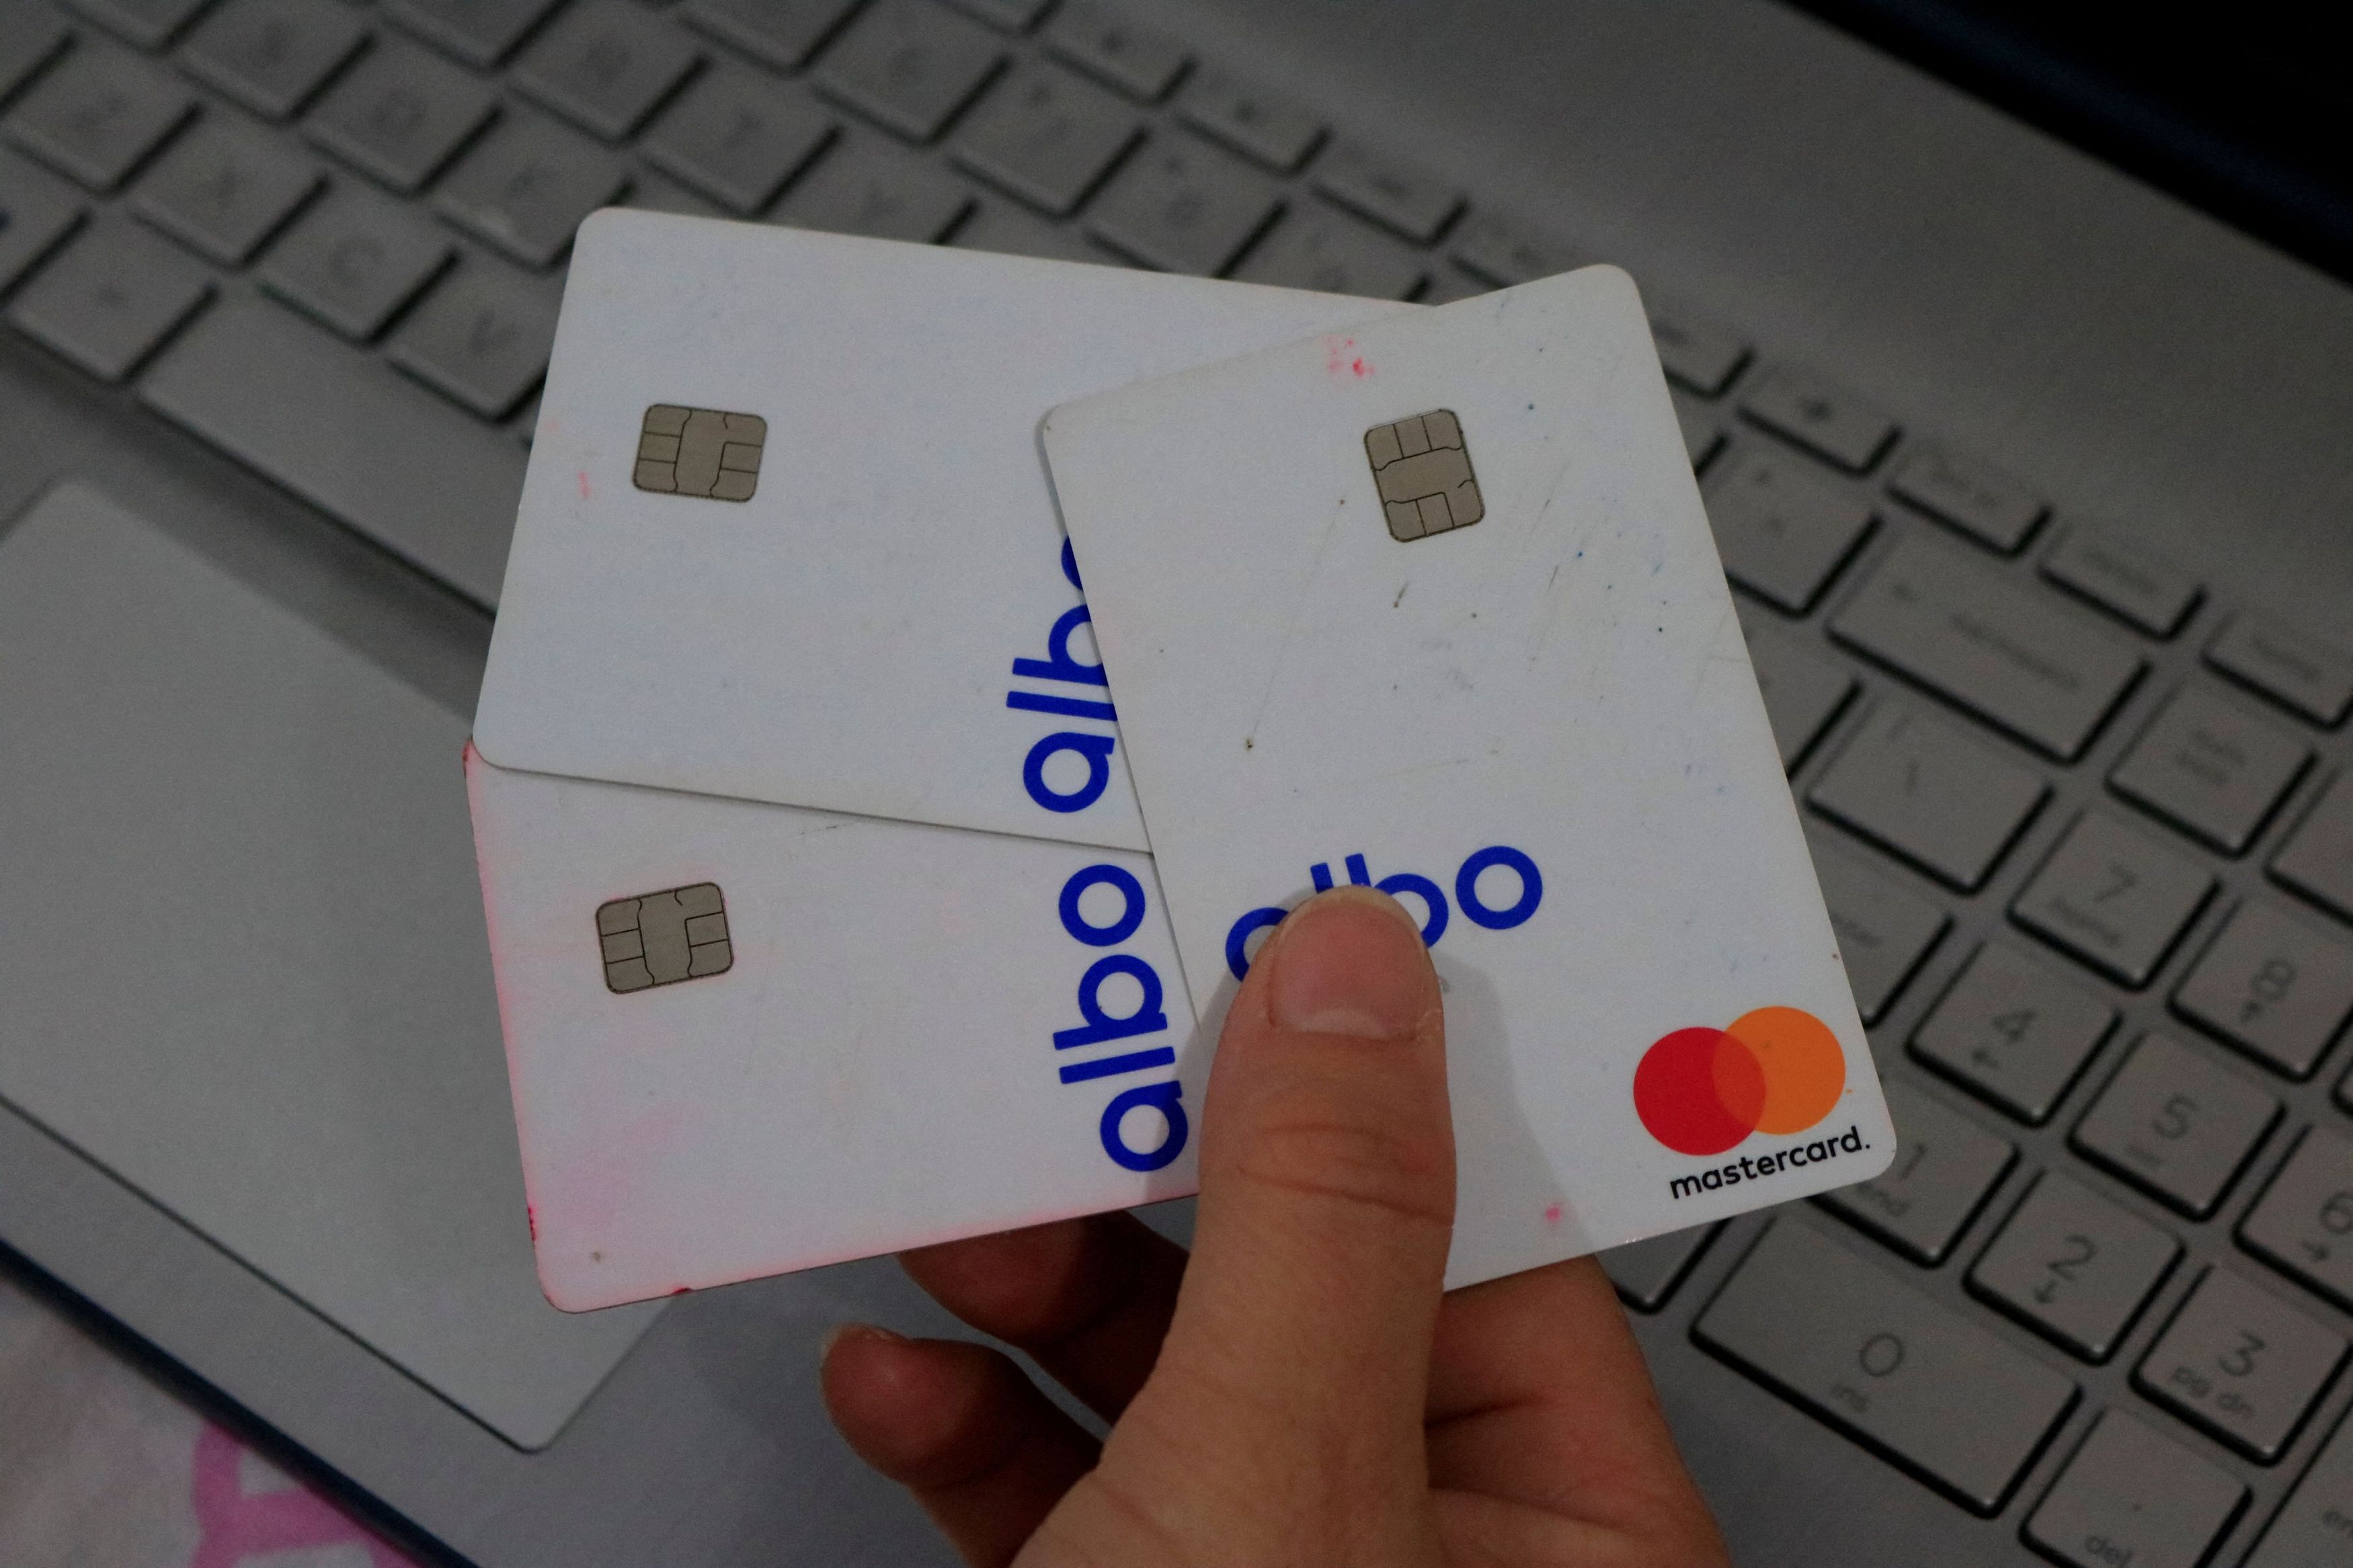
1789,1 -> 2353,284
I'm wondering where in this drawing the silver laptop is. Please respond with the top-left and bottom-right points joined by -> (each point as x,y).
3,0 -> 2350,1562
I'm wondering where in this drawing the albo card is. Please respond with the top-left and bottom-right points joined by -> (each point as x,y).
1044,265 -> 1895,1282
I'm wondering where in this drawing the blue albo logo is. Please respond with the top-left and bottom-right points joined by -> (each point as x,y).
1052,862 -> 1187,1172
1224,845 -> 1544,981
1010,541 -> 1119,816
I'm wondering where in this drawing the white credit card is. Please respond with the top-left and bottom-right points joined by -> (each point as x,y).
1044,265 -> 1895,1278
472,210 -> 1409,854
467,745 -> 1199,1312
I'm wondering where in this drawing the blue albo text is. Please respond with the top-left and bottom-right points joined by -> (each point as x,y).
1053,862 -> 1187,1172
1224,845 -> 1544,981
1010,542 -> 1118,815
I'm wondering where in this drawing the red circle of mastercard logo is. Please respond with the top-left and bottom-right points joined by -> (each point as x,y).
1633,1007 -> 1845,1156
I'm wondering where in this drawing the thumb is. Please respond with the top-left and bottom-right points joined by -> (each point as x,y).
1137,886 -> 1452,1493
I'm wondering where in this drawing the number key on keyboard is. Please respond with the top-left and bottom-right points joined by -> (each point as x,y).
1599,1222 -> 1720,1313
259,183 -> 450,339
2246,1406 -> 2353,1567
2173,901 -> 2353,1078
1177,67 -> 1322,173
1817,1079 -> 2013,1264
1703,447 -> 1876,614
950,60 -> 1135,216
816,0 -> 1003,143
182,0 -> 370,120
305,41 -> 498,193
2241,1123 -> 2353,1313
1693,1219 -> 2077,1514
1806,833 -> 1949,1024
1312,138 -> 1460,244
1810,701 -> 2048,891
2208,614 -> 2353,729
1085,130 -> 1276,276
2135,1265 -> 2346,1461
2024,1411 -> 2245,1568
1831,535 -> 2146,761
682,0 -> 864,70
1733,603 -> 1854,771
131,119 -> 319,264
385,0 -> 563,68
1911,942 -> 2116,1124
2073,1032 -> 2278,1216
1740,364 -> 1898,473
2110,683 -> 2310,856
1232,199 -> 1423,300
9,213 -> 210,381
385,259 -> 558,417
2274,774 -> 2353,925
1886,442 -> 2046,554
772,126 -> 970,241
7,44 -> 194,192
434,112 -> 629,267
1043,0 -> 1189,102
2042,526 -> 2202,638
1968,1169 -> 2178,1360
641,65 -> 834,215
2012,811 -> 2215,988
513,0 -> 703,142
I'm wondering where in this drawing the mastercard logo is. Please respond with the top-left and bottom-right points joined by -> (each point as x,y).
1633,1007 -> 1845,1157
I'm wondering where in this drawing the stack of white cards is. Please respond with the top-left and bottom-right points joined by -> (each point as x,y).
468,209 -> 1893,1312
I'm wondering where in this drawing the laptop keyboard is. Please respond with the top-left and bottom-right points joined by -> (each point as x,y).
2,0 -> 2352,1559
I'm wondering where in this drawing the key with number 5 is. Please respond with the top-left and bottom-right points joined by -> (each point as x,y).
2073,1032 -> 2279,1216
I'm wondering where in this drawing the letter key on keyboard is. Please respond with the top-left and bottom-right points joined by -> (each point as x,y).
1815,1079 -> 2013,1264
434,112 -> 630,269
259,185 -> 452,339
385,0 -> 564,69
2246,1407 -> 2353,1567
772,128 -> 973,243
1312,139 -> 1460,245
1739,364 -> 1898,473
641,66 -> 834,215
1809,701 -> 2048,891
1232,200 -> 1423,299
2173,901 -> 2353,1078
1693,1220 -> 2077,1514
1042,0 -> 1190,102
2135,1266 -> 2347,1461
2024,1411 -> 2246,1568
131,120 -> 321,265
1646,304 -> 1751,398
514,0 -> 703,143
7,44 -> 194,192
1806,835 -> 1949,1024
386,261 -> 559,417
304,42 -> 499,193
950,61 -> 1137,216
817,0 -> 1005,143
2073,1032 -> 2278,1216
1886,442 -> 2046,554
2012,811 -> 2215,988
1599,1223 -> 1720,1313
1704,448 -> 1876,614
1831,535 -> 2145,761
1911,942 -> 2116,1124
1085,130 -> 1279,276
682,0 -> 866,71
183,0 -> 371,121
2110,683 -> 2311,855
2041,526 -> 2202,638
2208,614 -> 2353,728
1734,606 -> 1854,772
2240,1124 -> 2353,1313
9,214 -> 210,382
1176,68 -> 1322,173
1967,1169 -> 2178,1360
2274,774 -> 2353,925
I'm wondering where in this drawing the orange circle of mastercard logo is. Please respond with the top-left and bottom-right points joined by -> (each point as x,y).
1633,1007 -> 1845,1156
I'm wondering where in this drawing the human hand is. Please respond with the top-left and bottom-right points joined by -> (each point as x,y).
821,884 -> 1728,1567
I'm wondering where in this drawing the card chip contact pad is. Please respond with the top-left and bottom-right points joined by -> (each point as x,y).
635,404 -> 767,500
598,882 -> 733,993
1365,408 -> 1482,541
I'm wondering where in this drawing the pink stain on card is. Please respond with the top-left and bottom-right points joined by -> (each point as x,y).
1324,336 -> 1372,378
1544,1202 -> 1565,1226
190,1425 -> 409,1568
577,470 -> 592,501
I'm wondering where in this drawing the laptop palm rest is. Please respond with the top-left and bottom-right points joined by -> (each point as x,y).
0,484 -> 660,1450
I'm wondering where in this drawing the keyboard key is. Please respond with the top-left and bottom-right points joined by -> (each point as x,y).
304,40 -> 497,192
1810,701 -> 2048,891
2247,1407 -> 2353,1567
682,0 -> 863,70
141,292 -> 524,604
384,0 -> 563,67
1886,442 -> 2046,554
0,13 -> 70,104
2110,684 -> 2311,856
1312,138 -> 1460,243
1808,833 -> 1949,1025
1740,364 -> 1898,473
2013,811 -> 2215,989
1649,304 -> 1749,398
181,0 -> 367,120
8,213 -> 208,380
949,60 -> 1134,215
0,150 -> 85,292
772,125 -> 968,240
7,44 -> 193,191
67,0 -> 214,50
943,0 -> 1049,29
1833,536 -> 2146,761
2175,901 -> 2353,1078
2024,1411 -> 2245,1568
949,195 -> 1103,263
1600,1223 -> 1720,1312
2241,1124 -> 2353,1313
1970,1170 -> 2177,1362
641,64 -> 832,214
130,118 -> 318,263
1734,604 -> 1854,771
1703,447 -> 1876,614
2042,526 -> 2202,638
259,182 -> 449,338
1042,0 -> 1187,101
1178,67 -> 1320,173
1450,210 -> 1569,288
1232,199 -> 1423,299
386,259 -> 557,415
1693,1219 -> 2077,1514
2208,614 -> 2353,729
513,0 -> 700,142
2073,1032 -> 2278,1216
2274,774 -> 2353,923
815,0 -> 1001,142
1911,942 -> 2115,1125
2135,1266 -> 2346,1461
1817,1079 -> 2013,1264
1085,129 -> 1276,274
434,111 -> 629,267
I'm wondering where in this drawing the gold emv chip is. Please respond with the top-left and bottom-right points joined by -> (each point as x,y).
635,405 -> 766,501
1365,409 -> 1483,541
598,882 -> 733,993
